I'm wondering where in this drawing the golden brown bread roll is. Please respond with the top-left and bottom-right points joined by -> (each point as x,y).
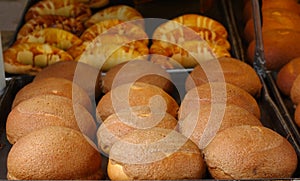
7,126 -> 103,180
294,104 -> 300,127
108,128 -> 206,180
12,77 -> 93,113
247,29 -> 300,70
185,57 -> 262,97
203,125 -> 298,179
6,94 -> 97,144
178,103 -> 262,150
102,60 -> 175,95
96,82 -> 179,122
33,61 -> 102,100
290,74 -> 300,105
97,106 -> 178,155
244,9 -> 300,43
276,57 -> 300,96
179,82 -> 261,119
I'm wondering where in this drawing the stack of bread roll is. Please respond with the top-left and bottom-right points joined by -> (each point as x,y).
244,0 -> 300,70
178,57 -> 298,179
6,61 -> 104,180
150,14 -> 231,69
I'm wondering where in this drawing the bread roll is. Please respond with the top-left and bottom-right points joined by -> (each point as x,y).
203,125 -> 298,179
7,126 -> 103,180
179,82 -> 261,119
185,57 -> 262,97
294,104 -> 300,127
247,29 -> 300,70
97,106 -> 177,155
6,94 -> 96,144
108,128 -> 206,180
178,103 -> 262,150
96,82 -> 179,122
290,74 -> 300,105
12,77 -> 93,113
102,60 -> 175,94
34,61 -> 102,99
276,57 -> 300,96
244,9 -> 300,42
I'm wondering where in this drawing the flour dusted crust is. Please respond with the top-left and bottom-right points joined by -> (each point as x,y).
24,0 -> 92,22
15,28 -> 82,51
17,15 -> 85,38
80,19 -> 148,45
4,43 -> 73,75
84,5 -> 144,28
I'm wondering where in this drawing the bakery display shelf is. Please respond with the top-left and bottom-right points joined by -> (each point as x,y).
1,0 -> 300,179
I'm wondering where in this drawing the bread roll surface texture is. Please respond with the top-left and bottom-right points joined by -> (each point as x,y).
203,125 -> 298,179
7,126 -> 103,180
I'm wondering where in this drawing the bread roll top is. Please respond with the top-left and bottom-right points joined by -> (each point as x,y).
6,94 -> 96,144
7,126 -> 102,180
203,125 -> 298,179
108,127 -> 206,180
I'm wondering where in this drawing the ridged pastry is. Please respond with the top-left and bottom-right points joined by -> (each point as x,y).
4,43 -> 73,75
15,28 -> 82,51
80,19 -> 148,45
84,5 -> 144,28
25,0 -> 92,22
17,15 -> 85,38
74,0 -> 109,8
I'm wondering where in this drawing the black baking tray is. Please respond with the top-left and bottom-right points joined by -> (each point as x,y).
1,0 -> 300,179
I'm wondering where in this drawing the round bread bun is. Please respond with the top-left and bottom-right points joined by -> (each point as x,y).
108,127 -> 206,180
34,61 -> 102,100
276,57 -> 300,96
7,126 -> 103,180
12,77 -> 93,113
96,82 -> 179,122
244,9 -> 300,42
178,103 -> 262,150
97,106 -> 178,155
185,57 -> 262,97
247,29 -> 300,70
102,60 -> 175,95
6,94 -> 97,144
203,125 -> 298,179
179,82 -> 260,119
290,74 -> 300,105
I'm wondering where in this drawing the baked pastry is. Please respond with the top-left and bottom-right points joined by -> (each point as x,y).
97,106 -> 177,155
25,0 -> 92,22
153,14 -> 228,39
108,127 -> 206,180
12,77 -> 93,113
247,29 -> 300,70
6,94 -> 97,144
33,61 -> 102,100
15,28 -> 82,51
185,57 -> 262,97
80,19 -> 148,45
84,5 -> 144,28
96,82 -> 179,122
7,126 -> 103,180
4,43 -> 73,75
102,60 -> 175,95
75,0 -> 109,8
276,57 -> 300,96
73,34 -> 149,71
150,40 -> 231,69
178,103 -> 262,150
17,15 -> 85,38
290,74 -> 300,105
203,125 -> 298,179
294,105 -> 300,127
179,82 -> 261,119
